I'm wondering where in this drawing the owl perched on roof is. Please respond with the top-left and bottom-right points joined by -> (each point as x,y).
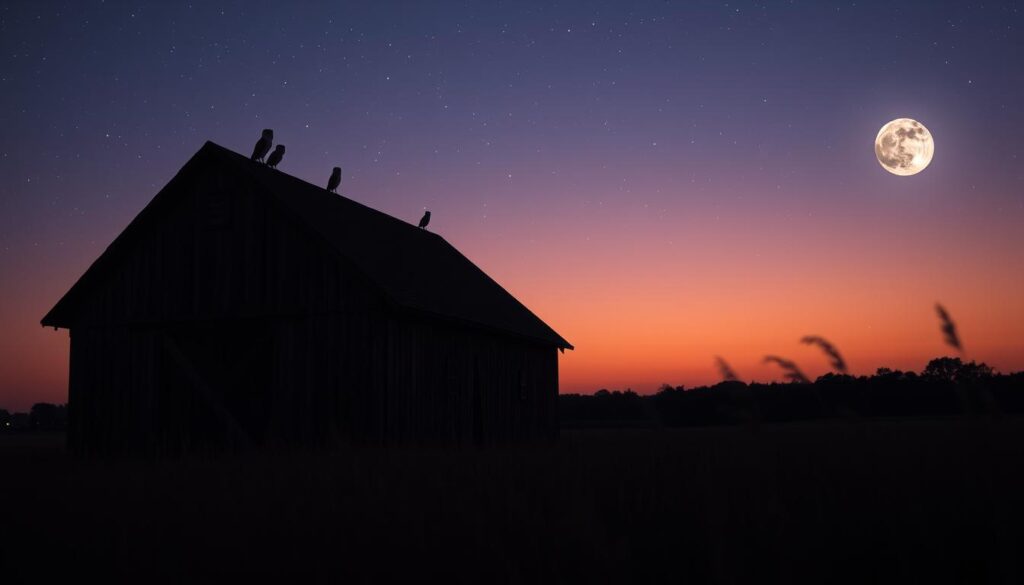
250,129 -> 273,162
327,167 -> 341,192
266,145 -> 285,169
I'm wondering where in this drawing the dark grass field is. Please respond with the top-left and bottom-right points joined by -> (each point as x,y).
3,418 -> 1024,584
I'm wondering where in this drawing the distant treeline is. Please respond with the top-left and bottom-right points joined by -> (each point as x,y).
0,403 -> 67,432
560,357 -> 1024,428
5,358 -> 1022,434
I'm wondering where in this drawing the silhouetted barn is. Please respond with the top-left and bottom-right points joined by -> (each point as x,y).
41,142 -> 572,454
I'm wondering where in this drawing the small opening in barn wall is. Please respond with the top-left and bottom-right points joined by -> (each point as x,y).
203,189 -> 232,229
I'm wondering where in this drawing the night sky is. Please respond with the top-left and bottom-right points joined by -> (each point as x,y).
2,1 -> 1023,411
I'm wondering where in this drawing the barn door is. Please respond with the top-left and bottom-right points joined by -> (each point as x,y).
158,321 -> 273,450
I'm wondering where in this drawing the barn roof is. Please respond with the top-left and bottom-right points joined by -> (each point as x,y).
41,141 -> 573,349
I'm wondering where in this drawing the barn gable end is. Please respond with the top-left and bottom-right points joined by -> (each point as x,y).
42,141 -> 571,453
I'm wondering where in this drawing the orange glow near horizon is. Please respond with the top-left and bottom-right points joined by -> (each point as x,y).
456,178 -> 1024,395
4,166 -> 1024,412
3,162 -> 1024,413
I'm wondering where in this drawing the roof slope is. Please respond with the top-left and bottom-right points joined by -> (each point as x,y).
42,141 -> 572,349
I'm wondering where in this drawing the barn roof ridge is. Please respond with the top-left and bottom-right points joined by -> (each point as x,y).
42,140 -> 573,350
203,141 -> 432,236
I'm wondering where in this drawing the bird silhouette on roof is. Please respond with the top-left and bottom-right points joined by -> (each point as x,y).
418,210 -> 431,229
266,145 -> 285,169
327,167 -> 341,192
250,129 -> 273,162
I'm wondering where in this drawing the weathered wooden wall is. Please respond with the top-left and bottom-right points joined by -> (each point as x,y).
65,165 -> 558,454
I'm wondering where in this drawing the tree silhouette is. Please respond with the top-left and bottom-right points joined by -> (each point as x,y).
922,357 -> 993,383
29,403 -> 66,430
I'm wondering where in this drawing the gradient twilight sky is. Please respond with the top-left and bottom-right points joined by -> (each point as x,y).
2,1 -> 1023,411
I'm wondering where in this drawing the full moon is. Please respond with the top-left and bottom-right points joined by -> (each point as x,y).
874,118 -> 934,176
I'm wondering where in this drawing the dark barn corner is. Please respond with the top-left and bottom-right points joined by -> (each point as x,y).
41,142 -> 572,455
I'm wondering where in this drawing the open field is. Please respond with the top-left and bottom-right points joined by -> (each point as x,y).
2,419 -> 1024,583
